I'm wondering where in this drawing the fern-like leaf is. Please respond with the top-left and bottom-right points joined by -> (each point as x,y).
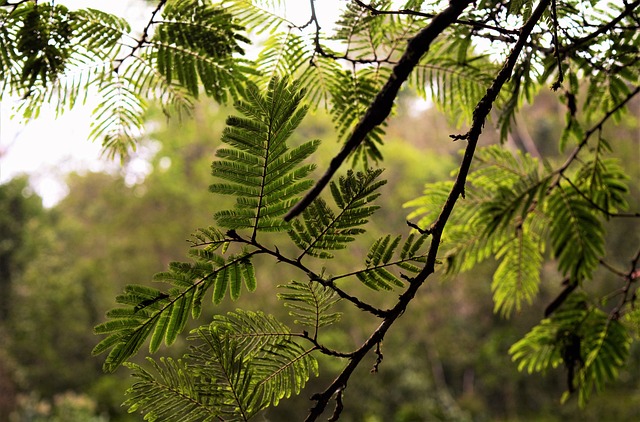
575,156 -> 630,215
153,0 -> 251,102
288,169 -> 385,260
546,185 -> 605,282
336,233 -> 429,290
90,73 -> 146,158
575,311 -> 631,406
492,227 -> 542,317
277,280 -> 342,331
329,68 -> 390,166
410,37 -> 496,127
210,77 -> 320,237
93,251 -> 257,372
125,357 -> 222,422
221,0 -> 288,36
191,310 -> 318,407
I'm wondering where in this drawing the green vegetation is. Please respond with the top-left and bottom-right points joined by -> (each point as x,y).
1,0 -> 639,421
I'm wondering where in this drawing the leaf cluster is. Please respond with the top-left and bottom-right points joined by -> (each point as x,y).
406,143 -> 634,402
124,310 -> 318,422
1,0 -> 251,158
94,77 -> 434,420
510,294 -> 631,406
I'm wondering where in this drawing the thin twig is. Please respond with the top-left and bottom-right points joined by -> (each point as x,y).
559,0 -> 640,59
225,230 -> 389,318
560,173 -> 640,218
352,0 -> 520,36
113,0 -> 167,72
611,247 -> 640,319
555,85 -> 640,178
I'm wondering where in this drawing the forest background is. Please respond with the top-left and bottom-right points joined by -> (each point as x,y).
0,0 -> 639,421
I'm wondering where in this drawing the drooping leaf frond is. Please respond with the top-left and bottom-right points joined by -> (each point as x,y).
408,146 -> 549,277
221,0 -> 289,36
492,227 -> 542,317
411,37 -> 497,127
575,156 -> 630,215
546,185 -> 605,282
13,3 -> 74,91
288,169 -> 385,260
210,77 -> 320,237
72,7 -> 129,55
576,310 -> 632,406
7,5 -> 130,121
510,294 -> 631,406
405,146 -> 553,315
90,74 -> 146,158
1,0 -> 255,158
256,30 -> 311,83
498,57 -> 542,142
278,280 -> 342,330
152,0 -> 251,102
468,147 -> 548,237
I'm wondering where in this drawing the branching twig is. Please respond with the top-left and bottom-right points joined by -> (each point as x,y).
560,174 -> 640,218
555,85 -> 640,178
300,332 -> 354,358
610,247 -> 640,319
353,0 -> 520,36
225,230 -> 389,318
113,0 -> 167,72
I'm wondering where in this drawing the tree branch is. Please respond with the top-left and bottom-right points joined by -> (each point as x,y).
285,0 -> 473,221
304,0 -> 552,418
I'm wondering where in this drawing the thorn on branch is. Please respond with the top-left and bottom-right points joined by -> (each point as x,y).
450,133 -> 469,141
400,273 -> 414,283
406,220 -> 432,235
371,342 -> 383,373
328,388 -> 344,422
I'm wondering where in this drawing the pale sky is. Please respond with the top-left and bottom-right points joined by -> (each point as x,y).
0,0 -> 339,207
